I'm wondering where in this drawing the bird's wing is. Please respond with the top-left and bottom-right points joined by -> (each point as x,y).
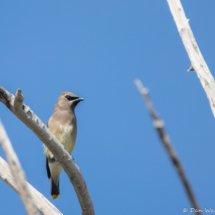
46,157 -> 51,179
46,119 -> 50,128
46,119 -> 51,179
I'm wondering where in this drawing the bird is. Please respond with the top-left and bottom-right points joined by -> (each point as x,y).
44,92 -> 84,199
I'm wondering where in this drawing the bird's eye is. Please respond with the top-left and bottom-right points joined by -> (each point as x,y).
65,95 -> 79,101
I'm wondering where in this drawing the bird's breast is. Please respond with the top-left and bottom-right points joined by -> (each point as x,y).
55,123 -> 77,155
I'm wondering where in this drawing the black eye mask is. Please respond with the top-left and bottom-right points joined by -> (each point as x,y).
65,95 -> 79,101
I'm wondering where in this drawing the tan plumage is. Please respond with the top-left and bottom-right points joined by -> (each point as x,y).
44,92 -> 84,199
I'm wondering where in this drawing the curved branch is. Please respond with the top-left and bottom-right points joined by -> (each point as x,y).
0,86 -> 95,215
0,120 -> 38,215
166,0 -> 215,117
135,79 -> 202,215
0,157 -> 62,215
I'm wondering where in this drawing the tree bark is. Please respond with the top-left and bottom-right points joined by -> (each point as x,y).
135,79 -> 202,215
0,120 -> 38,215
166,0 -> 215,117
0,157 -> 63,215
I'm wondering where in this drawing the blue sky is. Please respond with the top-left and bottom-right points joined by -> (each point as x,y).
1,1 -> 215,214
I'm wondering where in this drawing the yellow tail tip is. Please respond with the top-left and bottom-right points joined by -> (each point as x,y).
52,194 -> 60,199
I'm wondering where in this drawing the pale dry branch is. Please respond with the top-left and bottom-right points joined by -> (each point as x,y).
0,86 -> 95,215
0,120 -> 38,215
0,157 -> 63,215
166,0 -> 215,117
135,79 -> 202,215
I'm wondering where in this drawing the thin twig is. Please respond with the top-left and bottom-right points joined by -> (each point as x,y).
0,86 -> 95,215
0,120 -> 38,215
0,157 -> 63,215
166,0 -> 215,117
135,79 -> 202,215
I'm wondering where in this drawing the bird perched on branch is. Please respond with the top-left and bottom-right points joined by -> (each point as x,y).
44,92 -> 84,199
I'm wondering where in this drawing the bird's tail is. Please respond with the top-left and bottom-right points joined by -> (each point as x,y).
51,178 -> 60,199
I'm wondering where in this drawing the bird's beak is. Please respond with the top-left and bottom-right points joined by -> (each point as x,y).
75,98 -> 84,102
70,97 -> 84,106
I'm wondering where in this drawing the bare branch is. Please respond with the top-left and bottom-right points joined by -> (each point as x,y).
0,120 -> 38,215
0,86 -> 95,215
0,157 -> 63,215
135,79 -> 202,215
166,0 -> 215,117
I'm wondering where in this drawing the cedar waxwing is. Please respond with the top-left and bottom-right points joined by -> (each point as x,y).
44,92 -> 84,199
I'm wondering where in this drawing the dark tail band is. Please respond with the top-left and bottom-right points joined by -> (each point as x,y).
51,178 -> 60,199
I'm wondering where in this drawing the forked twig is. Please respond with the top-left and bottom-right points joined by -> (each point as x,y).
0,156 -> 63,215
0,86 -> 95,215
